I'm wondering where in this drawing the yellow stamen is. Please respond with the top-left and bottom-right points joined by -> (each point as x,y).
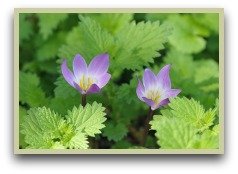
79,75 -> 94,91
146,90 -> 161,104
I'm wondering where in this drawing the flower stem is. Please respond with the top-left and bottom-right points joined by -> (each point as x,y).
141,107 -> 154,146
82,94 -> 86,107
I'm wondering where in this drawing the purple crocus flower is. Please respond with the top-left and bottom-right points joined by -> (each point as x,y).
136,65 -> 181,110
61,53 -> 111,94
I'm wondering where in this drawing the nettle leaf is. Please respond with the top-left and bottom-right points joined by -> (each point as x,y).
150,97 -> 219,149
19,106 -> 28,148
66,102 -> 107,137
102,121 -> 128,142
58,15 -> 115,63
193,129 -> 219,149
37,13 -> 68,40
113,20 -> 172,70
151,117 -> 197,149
166,14 -> 208,54
19,71 -> 48,107
21,107 -> 65,149
167,97 -> 217,132
21,106 -> 91,149
85,13 -> 133,35
65,131 -> 89,149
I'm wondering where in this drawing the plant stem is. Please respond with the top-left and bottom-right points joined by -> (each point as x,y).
82,94 -> 86,107
141,107 -> 154,146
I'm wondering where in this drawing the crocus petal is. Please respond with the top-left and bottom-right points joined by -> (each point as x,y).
143,68 -> 158,90
88,53 -> 109,77
73,54 -> 87,81
153,98 -> 170,110
165,89 -> 181,98
157,64 -> 171,89
73,82 -> 84,94
142,97 -> 155,109
61,59 -> 75,87
86,84 -> 101,94
96,73 -> 111,88
136,80 -> 145,101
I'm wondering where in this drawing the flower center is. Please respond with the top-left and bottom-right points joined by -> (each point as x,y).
145,90 -> 161,104
79,75 -> 94,91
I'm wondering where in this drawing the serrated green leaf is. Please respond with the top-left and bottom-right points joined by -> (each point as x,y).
37,13 -> 68,40
168,97 -> 217,132
58,15 -> 115,63
66,102 -> 107,137
66,131 -> 89,149
85,13 -> 133,35
19,72 -> 48,107
193,129 -> 219,149
19,106 -> 28,148
21,107 -> 64,149
102,122 -> 128,142
114,20 -> 172,70
152,117 -> 197,149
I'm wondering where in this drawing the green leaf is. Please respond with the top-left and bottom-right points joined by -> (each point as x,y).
21,107 -> 90,149
85,13 -> 133,35
37,13 -> 68,40
36,32 -> 67,61
19,72 -> 48,107
151,117 -> 197,149
102,122 -> 128,142
193,129 -> 219,149
166,14 -> 207,54
65,131 -> 89,149
191,13 -> 219,33
167,97 -> 217,132
66,102 -> 107,137
19,106 -> 28,148
58,15 -> 115,63
21,107 -> 65,149
114,20 -> 172,70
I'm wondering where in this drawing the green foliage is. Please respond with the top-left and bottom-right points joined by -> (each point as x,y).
102,122 -> 128,142
19,14 -> 33,43
150,97 -> 219,149
21,102 -> 106,149
66,102 -> 107,137
19,13 -> 220,150
37,13 -> 68,40
113,20 -> 172,70
19,71 -> 48,107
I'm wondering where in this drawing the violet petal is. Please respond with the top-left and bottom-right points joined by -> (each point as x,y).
96,73 -> 111,88
86,84 -> 101,94
61,59 -> 75,87
142,97 -> 155,109
153,98 -> 170,110
73,82 -> 84,94
88,53 -> 109,77
73,54 -> 87,81
165,89 -> 181,98
143,68 -> 158,90
157,64 -> 171,89
136,80 -> 145,101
